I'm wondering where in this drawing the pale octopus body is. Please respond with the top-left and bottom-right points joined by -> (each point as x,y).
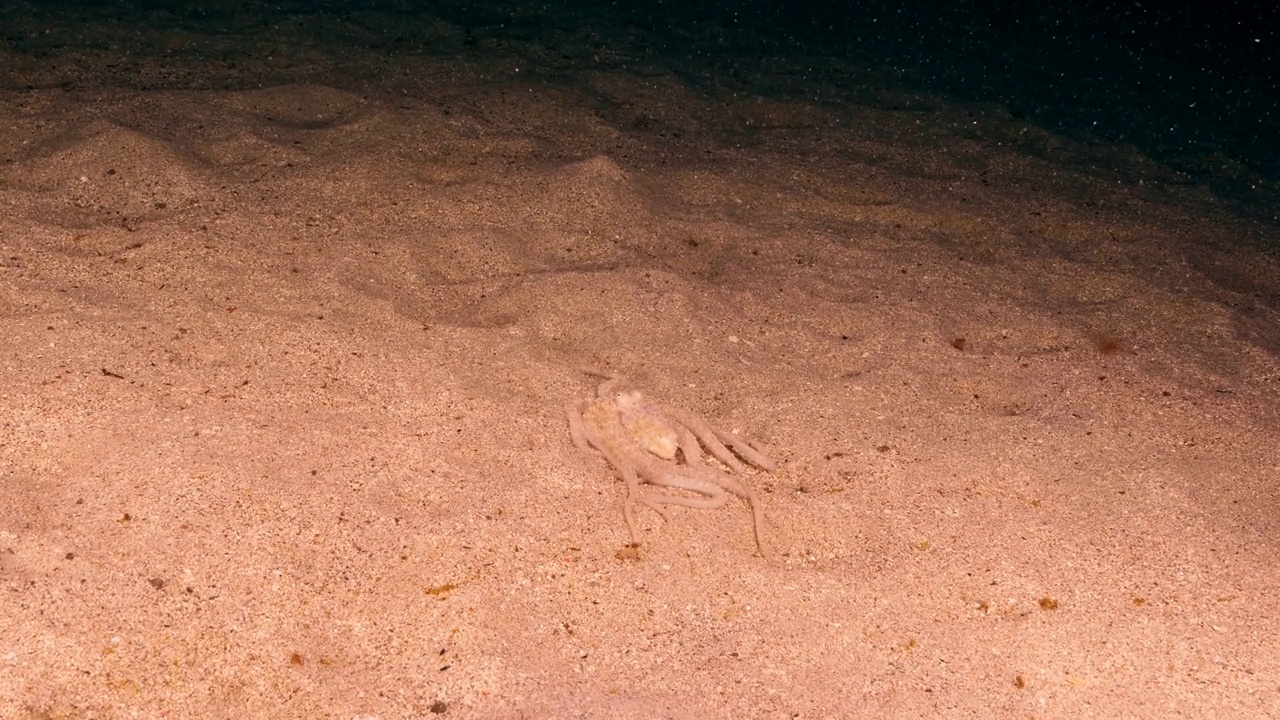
567,373 -> 775,557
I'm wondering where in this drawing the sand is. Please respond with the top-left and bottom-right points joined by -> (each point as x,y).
2,3 -> 1278,719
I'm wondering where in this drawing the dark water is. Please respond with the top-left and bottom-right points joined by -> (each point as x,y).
757,0 -> 1278,217
2,0 -> 1276,223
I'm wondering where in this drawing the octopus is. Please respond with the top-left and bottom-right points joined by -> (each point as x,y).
567,371 -> 776,558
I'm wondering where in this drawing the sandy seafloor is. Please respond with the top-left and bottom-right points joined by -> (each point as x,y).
1,2 -> 1278,718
